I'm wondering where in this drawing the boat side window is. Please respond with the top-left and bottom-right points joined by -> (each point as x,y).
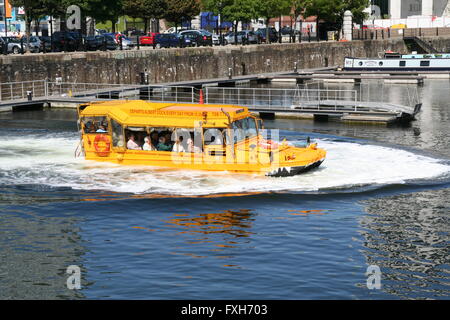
399,61 -> 406,67
204,128 -> 225,146
82,116 -> 108,134
420,61 -> 430,67
110,119 -> 124,148
125,127 -> 147,150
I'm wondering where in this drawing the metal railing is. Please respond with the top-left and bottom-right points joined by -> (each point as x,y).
0,80 -> 47,101
1,80 -> 420,115
206,86 -> 360,111
0,80 -> 200,104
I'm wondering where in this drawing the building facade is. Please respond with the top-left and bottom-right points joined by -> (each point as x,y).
370,0 -> 450,19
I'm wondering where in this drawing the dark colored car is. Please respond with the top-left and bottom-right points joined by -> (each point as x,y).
154,33 -> 192,48
179,30 -> 213,47
85,35 -> 118,51
51,31 -> 80,51
0,37 -> 6,53
256,28 -> 279,43
38,36 -> 52,52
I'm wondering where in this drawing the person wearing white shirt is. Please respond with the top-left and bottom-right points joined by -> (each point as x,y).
172,136 -> 185,153
143,136 -> 156,151
127,134 -> 141,150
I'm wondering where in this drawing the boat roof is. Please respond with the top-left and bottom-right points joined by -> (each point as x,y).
79,100 -> 251,128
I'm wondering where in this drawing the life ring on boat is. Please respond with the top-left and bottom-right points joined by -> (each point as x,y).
259,139 -> 279,150
93,134 -> 111,157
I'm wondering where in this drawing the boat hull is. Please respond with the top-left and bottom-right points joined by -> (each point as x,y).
266,159 -> 324,177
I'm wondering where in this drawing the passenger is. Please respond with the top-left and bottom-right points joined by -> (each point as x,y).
172,136 -> 185,153
164,132 -> 174,148
96,125 -> 107,133
150,131 -> 159,147
157,136 -> 172,151
187,138 -> 202,153
127,134 -> 142,150
143,136 -> 156,151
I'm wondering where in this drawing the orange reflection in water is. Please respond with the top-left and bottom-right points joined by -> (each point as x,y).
161,209 -> 255,269
287,209 -> 329,216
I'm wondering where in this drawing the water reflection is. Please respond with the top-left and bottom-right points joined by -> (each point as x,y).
0,207 -> 87,299
359,188 -> 450,299
161,209 -> 255,268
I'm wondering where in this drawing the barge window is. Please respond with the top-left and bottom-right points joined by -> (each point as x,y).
420,61 -> 430,67
82,116 -> 108,134
399,61 -> 406,67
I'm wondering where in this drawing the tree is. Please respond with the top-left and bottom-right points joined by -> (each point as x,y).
9,0 -> 47,51
303,0 -> 369,39
88,0 -> 124,33
164,0 -> 201,31
222,0 -> 258,44
257,0 -> 291,43
290,0 -> 309,43
123,0 -> 166,32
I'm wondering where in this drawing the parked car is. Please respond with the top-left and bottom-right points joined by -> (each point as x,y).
139,32 -> 158,46
0,36 -> 38,54
212,33 -> 220,45
223,30 -> 259,45
85,35 -> 118,51
154,33 -> 192,48
38,36 -> 52,52
179,30 -> 213,47
51,31 -> 80,51
237,30 -> 259,44
256,27 -> 279,43
0,37 -> 6,53
104,33 -> 134,50
22,36 -> 43,53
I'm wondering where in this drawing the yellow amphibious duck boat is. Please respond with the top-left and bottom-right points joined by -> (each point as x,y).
77,100 -> 326,177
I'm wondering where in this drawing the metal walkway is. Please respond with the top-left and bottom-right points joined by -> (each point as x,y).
0,79 -> 422,122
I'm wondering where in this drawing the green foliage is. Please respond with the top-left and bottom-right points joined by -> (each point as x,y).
165,0 -> 201,26
123,0 -> 166,19
303,0 -> 369,25
257,0 -> 291,20
222,0 -> 258,24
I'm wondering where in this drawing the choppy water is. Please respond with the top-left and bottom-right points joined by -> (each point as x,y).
0,80 -> 449,299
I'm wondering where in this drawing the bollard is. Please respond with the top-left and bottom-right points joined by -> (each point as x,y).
120,36 -> 123,50
21,38 -> 24,54
27,91 -> 33,101
137,35 -> 140,50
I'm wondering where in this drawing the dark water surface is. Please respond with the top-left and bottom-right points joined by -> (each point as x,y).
0,80 -> 449,299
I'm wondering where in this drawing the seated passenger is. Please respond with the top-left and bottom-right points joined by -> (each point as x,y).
172,136 -> 185,153
96,125 -> 107,133
150,131 -> 159,147
157,136 -> 172,151
164,132 -> 174,148
187,138 -> 202,153
143,137 -> 156,151
127,134 -> 142,150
